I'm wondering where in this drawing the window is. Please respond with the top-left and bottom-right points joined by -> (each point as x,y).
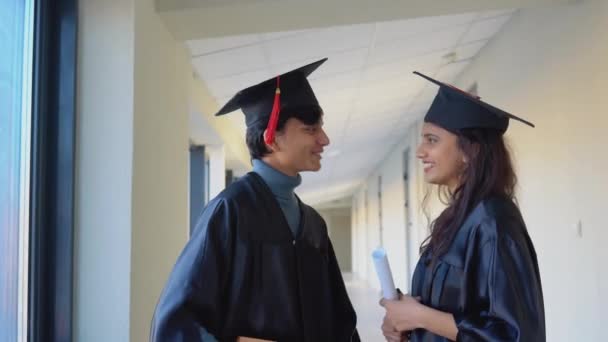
27,0 -> 77,340
0,0 -> 34,340
189,145 -> 208,235
204,157 -> 210,204
0,0 -> 77,339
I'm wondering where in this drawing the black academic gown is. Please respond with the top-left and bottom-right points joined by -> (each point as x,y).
150,172 -> 359,342
410,196 -> 545,342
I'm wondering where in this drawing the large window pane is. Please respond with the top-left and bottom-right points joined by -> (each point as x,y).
0,0 -> 34,340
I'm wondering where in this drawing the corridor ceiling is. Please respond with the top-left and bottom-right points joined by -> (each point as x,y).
163,0 -> 569,204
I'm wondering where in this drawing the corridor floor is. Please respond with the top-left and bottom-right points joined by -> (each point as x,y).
343,273 -> 385,341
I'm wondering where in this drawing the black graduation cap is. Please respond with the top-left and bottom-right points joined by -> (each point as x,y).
413,71 -> 534,134
216,58 -> 328,144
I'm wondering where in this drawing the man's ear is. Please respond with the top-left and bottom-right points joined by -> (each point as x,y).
264,129 -> 279,152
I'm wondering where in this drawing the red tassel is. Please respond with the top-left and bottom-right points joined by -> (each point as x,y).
264,76 -> 281,145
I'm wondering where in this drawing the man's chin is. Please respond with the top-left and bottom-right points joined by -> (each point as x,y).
301,163 -> 322,172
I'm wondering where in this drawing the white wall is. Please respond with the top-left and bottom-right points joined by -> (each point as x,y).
351,187 -> 369,281
351,1 -> 608,340
76,0 -> 192,340
207,144 -> 226,199
319,208 -> 352,272
130,0 -> 191,341
75,0 -> 134,340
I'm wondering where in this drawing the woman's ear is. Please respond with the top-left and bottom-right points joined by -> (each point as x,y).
465,143 -> 480,164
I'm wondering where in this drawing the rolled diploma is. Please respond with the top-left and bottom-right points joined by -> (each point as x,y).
372,247 -> 398,300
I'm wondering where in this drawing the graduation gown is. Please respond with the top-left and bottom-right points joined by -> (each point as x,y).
410,196 -> 545,342
150,172 -> 359,342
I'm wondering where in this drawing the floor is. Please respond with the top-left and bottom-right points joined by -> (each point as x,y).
343,273 -> 385,341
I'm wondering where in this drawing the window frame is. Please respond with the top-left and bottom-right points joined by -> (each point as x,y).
28,0 -> 78,341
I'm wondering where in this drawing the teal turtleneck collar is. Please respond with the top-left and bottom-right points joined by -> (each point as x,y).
252,159 -> 302,237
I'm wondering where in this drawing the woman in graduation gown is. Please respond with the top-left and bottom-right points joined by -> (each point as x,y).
380,72 -> 545,342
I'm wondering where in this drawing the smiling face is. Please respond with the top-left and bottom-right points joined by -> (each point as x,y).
267,116 -> 330,175
416,122 -> 467,191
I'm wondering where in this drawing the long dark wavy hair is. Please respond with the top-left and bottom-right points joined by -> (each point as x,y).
420,127 -> 518,260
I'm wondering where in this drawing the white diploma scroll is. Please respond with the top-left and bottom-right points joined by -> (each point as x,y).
372,247 -> 398,300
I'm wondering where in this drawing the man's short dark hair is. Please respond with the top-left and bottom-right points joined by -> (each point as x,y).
245,105 -> 323,160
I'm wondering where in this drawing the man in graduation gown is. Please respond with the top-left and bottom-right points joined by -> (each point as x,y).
150,58 -> 360,342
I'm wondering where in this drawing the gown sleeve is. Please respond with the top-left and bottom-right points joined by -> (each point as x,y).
454,218 -> 545,342
150,199 -> 235,342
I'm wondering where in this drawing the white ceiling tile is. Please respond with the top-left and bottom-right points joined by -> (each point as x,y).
355,95 -> 410,111
316,23 -> 376,49
322,100 -> 352,120
193,44 -> 267,79
460,15 -> 512,44
311,72 -> 361,93
324,115 -> 345,128
367,87 -> 407,102
435,60 -> 470,84
453,40 -> 488,61
347,116 -> 400,133
316,87 -> 357,107
350,102 -> 413,125
323,115 -> 345,128
337,143 -> 389,162
407,98 -> 433,115
259,29 -> 316,41
311,48 -> 368,79
370,26 -> 466,65
324,127 -> 344,142
478,8 -> 516,20
264,33 -> 324,65
374,12 -> 477,44
362,51 -> 445,83
269,56 -> 329,76
206,68 -> 273,99
359,77 -> 420,102
334,157 -> 361,170
411,81 -> 440,102
403,109 -> 429,127
350,107 -> 405,125
265,23 -> 374,66
341,128 -> 399,149
390,117 -> 419,134
187,34 -> 261,56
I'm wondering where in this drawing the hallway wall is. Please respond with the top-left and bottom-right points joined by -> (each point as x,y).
319,207 -> 353,272
76,0 -> 192,340
351,2 -> 608,340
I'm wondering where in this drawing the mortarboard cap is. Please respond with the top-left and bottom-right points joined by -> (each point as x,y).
216,58 -> 328,144
413,71 -> 534,134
